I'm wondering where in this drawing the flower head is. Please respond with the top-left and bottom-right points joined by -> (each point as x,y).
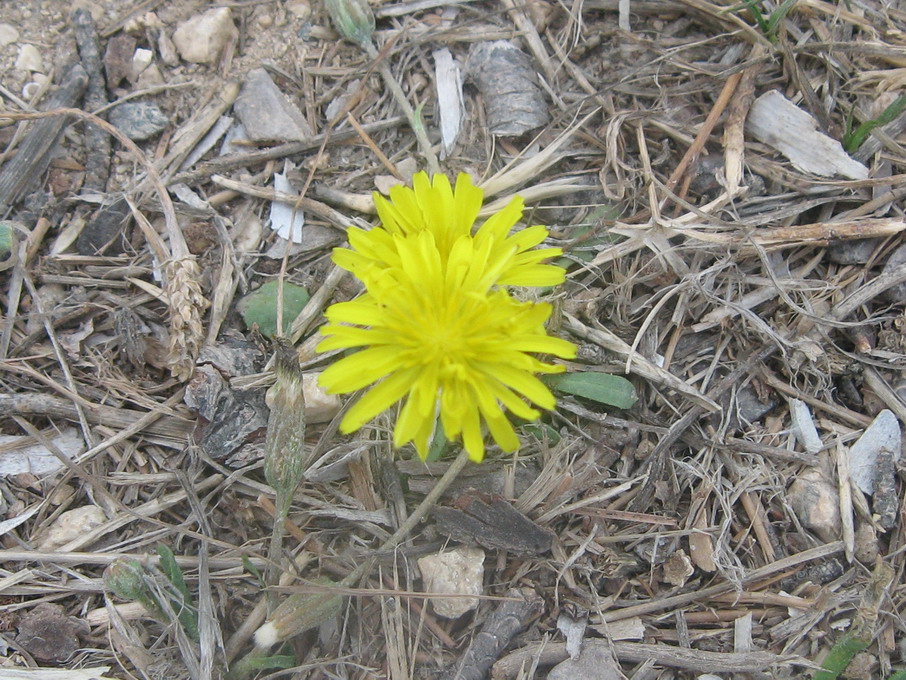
317,172 -> 575,462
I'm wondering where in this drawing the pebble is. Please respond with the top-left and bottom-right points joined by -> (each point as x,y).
130,48 -> 154,82
0,23 -> 20,47
36,505 -> 106,551
790,398 -> 822,455
172,7 -> 238,64
104,34 -> 136,88
135,63 -> 165,89
418,548 -> 485,619
849,409 -> 901,495
108,102 -> 170,141
286,1 -> 312,20
788,466 -> 840,542
15,44 -> 43,72
301,374 -> 342,423
234,68 -> 313,142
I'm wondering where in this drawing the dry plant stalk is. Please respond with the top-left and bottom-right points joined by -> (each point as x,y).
0,107 -> 205,381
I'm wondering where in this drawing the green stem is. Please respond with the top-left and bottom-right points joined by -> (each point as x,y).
363,42 -> 441,176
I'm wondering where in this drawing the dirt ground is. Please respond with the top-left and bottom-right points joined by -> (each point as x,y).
1,0 -> 906,679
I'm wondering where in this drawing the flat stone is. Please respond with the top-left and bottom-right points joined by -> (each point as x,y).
0,23 -> 20,47
104,34 -> 136,88
234,68 -> 313,143
108,102 -> 169,141
172,7 -> 238,64
418,548 -> 484,619
15,44 -> 43,72
849,409 -> 901,495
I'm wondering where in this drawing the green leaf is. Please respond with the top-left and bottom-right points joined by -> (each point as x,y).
238,281 -> 310,338
0,221 -> 13,259
546,372 -> 637,409
522,422 -> 561,445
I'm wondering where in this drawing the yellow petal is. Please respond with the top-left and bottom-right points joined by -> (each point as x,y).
319,346 -> 405,392
341,368 -> 418,432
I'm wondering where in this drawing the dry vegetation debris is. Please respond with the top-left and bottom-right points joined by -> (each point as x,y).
0,0 -> 905,678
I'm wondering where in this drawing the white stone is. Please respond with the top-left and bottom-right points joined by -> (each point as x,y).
790,398 -> 822,454
849,409 -> 901,495
15,44 -> 44,73
0,23 -> 20,47
302,373 -> 341,424
172,7 -> 238,64
36,505 -> 106,551
418,548 -> 485,619
130,48 -> 154,82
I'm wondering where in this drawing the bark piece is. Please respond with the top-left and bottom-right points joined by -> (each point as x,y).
442,588 -> 543,680
466,41 -> 549,136
72,8 -> 110,194
16,603 -> 88,663
76,196 -> 131,255
433,490 -> 553,555
747,90 -> 868,179
0,64 -> 87,210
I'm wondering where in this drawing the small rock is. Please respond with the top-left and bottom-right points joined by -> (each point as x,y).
849,409 -> 901,495
418,547 -> 485,619
135,63 -> 165,89
16,603 -> 87,663
172,7 -> 238,64
290,374 -> 341,424
130,48 -> 154,83
0,23 -> 20,47
109,102 -> 169,141
788,466 -> 840,542
36,505 -> 106,551
790,398 -> 822,454
156,29 -> 180,66
104,34 -> 136,88
548,643 -> 623,680
661,549 -> 695,587
15,44 -> 43,72
854,522 -> 880,564
286,1 -> 312,19
234,68 -> 313,143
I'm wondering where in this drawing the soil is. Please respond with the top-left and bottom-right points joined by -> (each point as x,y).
1,1 -> 906,679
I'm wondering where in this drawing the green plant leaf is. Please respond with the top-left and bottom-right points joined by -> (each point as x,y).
238,281 -> 310,338
546,372 -> 637,409
0,221 -> 13,259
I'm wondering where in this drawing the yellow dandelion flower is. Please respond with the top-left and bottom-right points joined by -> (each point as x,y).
317,173 -> 576,462
333,171 -> 567,291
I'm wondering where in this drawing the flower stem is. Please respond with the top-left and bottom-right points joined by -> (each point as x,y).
363,42 -> 441,176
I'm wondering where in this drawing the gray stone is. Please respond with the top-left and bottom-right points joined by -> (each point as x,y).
234,69 -> 313,143
849,409 -> 901,495
108,102 -> 169,141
